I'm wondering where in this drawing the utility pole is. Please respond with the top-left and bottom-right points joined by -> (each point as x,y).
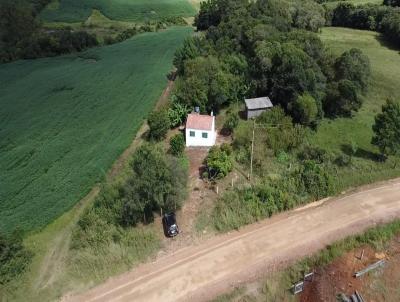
250,118 -> 255,182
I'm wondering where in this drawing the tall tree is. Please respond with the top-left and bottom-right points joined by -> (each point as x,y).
372,99 -> 400,157
335,48 -> 371,91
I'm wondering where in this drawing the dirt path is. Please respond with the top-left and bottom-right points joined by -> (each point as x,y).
64,178 -> 400,302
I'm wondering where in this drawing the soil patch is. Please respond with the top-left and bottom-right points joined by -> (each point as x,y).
300,236 -> 400,302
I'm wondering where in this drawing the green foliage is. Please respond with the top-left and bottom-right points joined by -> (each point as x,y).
0,27 -> 192,233
73,143 -> 188,255
257,107 -> 306,154
290,0 -> 326,32
174,55 -> 246,112
206,145 -> 233,179
324,79 -> 362,117
330,2 -> 400,47
210,158 -> 337,232
372,99 -> 400,157
0,230 -> 33,284
211,176 -> 301,232
292,93 -> 319,126
169,133 -> 185,156
384,0 -> 400,6
173,36 -> 204,75
122,144 -> 188,225
40,0 -> 196,22
168,101 -> 190,128
335,48 -> 371,92
148,109 -> 170,141
298,160 -> 336,199
0,0 -> 101,63
254,40 -> 326,113
223,109 -> 239,133
380,9 -> 400,47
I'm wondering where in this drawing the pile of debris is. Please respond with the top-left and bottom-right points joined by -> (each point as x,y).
338,290 -> 365,302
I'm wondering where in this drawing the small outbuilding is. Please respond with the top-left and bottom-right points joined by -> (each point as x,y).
185,113 -> 216,147
245,97 -> 273,120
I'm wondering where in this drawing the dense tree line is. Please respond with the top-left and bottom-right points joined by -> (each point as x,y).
384,0 -> 400,7
173,0 -> 370,123
328,3 -> 400,47
0,0 -> 98,63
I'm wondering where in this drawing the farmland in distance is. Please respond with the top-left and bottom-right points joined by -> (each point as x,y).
41,0 -> 197,22
0,26 -> 192,233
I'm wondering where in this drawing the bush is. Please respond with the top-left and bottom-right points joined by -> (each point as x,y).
212,178 -> 301,232
223,110 -> 239,133
298,145 -> 329,164
0,230 -> 33,284
299,160 -> 336,199
147,109 -> 170,141
292,93 -> 319,126
168,101 -> 189,128
205,145 -> 233,179
169,133 -> 185,156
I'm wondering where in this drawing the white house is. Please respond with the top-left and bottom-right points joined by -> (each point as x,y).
185,113 -> 216,147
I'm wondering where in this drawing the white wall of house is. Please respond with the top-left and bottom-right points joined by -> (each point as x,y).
186,118 -> 216,147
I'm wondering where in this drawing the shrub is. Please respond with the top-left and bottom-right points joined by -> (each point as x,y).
147,109 -> 170,141
297,145 -> 329,164
299,160 -> 336,199
0,230 -> 33,284
223,110 -> 239,133
168,101 -> 189,128
169,133 -> 185,156
205,145 -> 233,179
335,154 -> 351,167
292,93 -> 319,126
257,107 -> 306,154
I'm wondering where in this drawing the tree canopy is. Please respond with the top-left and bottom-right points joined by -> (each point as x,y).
372,99 -> 400,157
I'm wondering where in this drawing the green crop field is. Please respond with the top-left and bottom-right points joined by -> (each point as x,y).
41,0 -> 197,22
0,26 -> 192,234
311,27 -> 400,188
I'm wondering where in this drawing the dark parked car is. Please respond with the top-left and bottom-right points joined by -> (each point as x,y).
163,212 -> 179,237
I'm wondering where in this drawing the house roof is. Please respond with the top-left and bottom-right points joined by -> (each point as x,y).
245,97 -> 273,110
186,113 -> 214,131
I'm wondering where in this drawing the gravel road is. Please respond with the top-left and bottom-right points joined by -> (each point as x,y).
64,179 -> 400,302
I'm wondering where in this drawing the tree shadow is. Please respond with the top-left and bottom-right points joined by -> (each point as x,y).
374,35 -> 400,53
238,110 -> 247,120
166,70 -> 177,81
219,128 -> 232,136
198,164 -> 207,179
340,144 -> 381,162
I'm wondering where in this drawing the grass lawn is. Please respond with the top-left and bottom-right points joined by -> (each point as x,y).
40,0 -> 197,22
311,27 -> 400,189
0,26 -> 193,234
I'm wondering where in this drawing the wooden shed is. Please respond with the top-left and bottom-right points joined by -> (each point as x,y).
245,97 -> 273,119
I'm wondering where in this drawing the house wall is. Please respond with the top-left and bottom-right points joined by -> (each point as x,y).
247,108 -> 268,119
186,128 -> 216,147
186,117 -> 216,147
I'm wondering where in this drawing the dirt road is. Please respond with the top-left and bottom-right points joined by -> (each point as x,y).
64,179 -> 400,302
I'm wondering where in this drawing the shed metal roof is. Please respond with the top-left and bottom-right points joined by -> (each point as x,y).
245,97 -> 273,110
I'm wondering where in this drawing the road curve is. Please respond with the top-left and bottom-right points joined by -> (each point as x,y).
64,179 -> 400,302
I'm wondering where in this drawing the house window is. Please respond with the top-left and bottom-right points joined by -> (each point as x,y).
190,131 -> 195,137
202,132 -> 208,139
